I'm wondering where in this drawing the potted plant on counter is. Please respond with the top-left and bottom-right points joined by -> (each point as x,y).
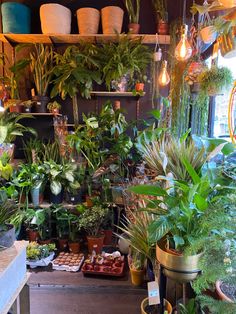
47,101 -> 61,115
152,0 -> 168,35
78,201 -> 109,254
123,0 -> 141,34
0,200 -> 17,249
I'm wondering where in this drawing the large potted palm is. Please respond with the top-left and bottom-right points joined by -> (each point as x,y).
50,44 -> 101,127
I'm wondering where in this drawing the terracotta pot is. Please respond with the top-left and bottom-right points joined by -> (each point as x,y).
77,8 -> 100,34
28,229 -> 39,242
87,235 -> 104,254
130,267 -> 145,286
128,23 -> 140,34
58,238 -> 68,251
216,280 -> 234,303
101,6 -> 124,34
9,104 -> 22,113
102,229 -> 113,245
69,241 -> 80,254
141,297 -> 172,314
135,83 -> 145,92
200,26 -> 217,44
157,20 -> 169,35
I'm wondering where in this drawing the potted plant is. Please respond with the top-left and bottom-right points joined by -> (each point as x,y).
0,200 -> 17,249
99,35 -> 151,91
101,205 -> 114,245
123,0 -> 141,34
152,0 -> 169,35
26,242 -> 56,268
0,111 -> 36,159
30,44 -> 54,113
54,206 -> 70,251
199,66 -> 233,96
78,202 -> 109,254
68,213 -> 81,254
101,6 -> 124,34
47,101 -> 61,115
50,44 -> 101,127
22,100 -> 33,113
128,251 -> 145,286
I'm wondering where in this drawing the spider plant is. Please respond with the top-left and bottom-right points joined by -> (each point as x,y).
123,0 -> 140,24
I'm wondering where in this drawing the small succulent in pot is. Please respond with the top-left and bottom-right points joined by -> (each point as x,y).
47,101 -> 61,115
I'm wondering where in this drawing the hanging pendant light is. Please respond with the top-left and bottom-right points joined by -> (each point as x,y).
158,60 -> 170,86
175,24 -> 193,61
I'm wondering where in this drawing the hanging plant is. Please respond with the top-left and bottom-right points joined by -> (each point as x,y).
199,66 -> 233,96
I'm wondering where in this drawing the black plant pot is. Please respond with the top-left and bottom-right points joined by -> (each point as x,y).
65,190 -> 83,205
32,96 -> 50,113
50,191 -> 64,204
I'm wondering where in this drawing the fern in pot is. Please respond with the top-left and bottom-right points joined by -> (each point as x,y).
199,65 -> 233,96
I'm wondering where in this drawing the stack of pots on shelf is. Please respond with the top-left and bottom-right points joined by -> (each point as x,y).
1,2 -> 31,34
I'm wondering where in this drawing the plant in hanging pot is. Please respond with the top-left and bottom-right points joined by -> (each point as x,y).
0,200 -> 17,249
29,44 -> 54,113
123,0 -> 141,34
47,101 -> 61,115
152,0 -> 169,35
50,44 -> 101,127
199,65 -> 233,96
99,34 -> 151,91
77,202 -> 109,254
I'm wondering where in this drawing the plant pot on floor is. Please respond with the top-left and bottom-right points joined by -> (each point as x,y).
130,267 -> 145,286
87,235 -> 105,254
200,26 -> 217,44
32,96 -> 49,113
0,224 -> 15,249
128,23 -> 140,34
101,6 -> 124,34
156,239 -> 202,283
77,8 -> 100,34
1,2 -> 31,34
40,4 -> 71,34
27,229 -> 39,242
69,241 -> 80,254
141,297 -> 172,314
58,238 -> 68,251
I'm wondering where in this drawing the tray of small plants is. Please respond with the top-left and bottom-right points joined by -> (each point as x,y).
82,251 -> 125,277
52,252 -> 84,272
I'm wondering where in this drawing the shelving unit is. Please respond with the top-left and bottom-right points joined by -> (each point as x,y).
0,34 -> 170,46
90,91 -> 146,97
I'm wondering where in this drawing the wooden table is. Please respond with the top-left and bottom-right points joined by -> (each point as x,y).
0,241 -> 30,314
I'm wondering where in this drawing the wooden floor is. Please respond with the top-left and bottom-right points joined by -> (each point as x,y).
28,265 -> 147,314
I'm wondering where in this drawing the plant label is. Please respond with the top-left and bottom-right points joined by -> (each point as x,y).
148,281 -> 160,305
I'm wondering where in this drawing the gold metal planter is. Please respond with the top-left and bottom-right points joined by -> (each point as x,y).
156,240 -> 202,283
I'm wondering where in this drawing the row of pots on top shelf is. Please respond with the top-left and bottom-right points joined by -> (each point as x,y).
1,2 -> 168,35
6,98 -> 60,114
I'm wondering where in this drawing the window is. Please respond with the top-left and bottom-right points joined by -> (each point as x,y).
212,54 -> 236,139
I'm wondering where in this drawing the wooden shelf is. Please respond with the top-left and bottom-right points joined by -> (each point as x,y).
28,202 -> 77,209
20,112 -> 61,116
90,91 -> 146,97
0,34 -> 170,45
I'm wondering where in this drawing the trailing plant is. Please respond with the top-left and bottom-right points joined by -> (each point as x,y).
199,66 -> 233,96
29,44 -> 53,97
152,0 -> 168,21
0,112 -> 36,144
99,35 -> 151,90
123,0 -> 140,24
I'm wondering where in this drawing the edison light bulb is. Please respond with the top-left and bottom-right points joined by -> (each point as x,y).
175,25 -> 192,62
158,60 -> 170,86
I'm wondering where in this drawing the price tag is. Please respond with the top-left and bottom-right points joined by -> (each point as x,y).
148,281 -> 160,305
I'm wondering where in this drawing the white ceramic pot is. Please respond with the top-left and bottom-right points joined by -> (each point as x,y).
200,26 -> 217,44
118,233 -> 130,254
40,4 -> 71,34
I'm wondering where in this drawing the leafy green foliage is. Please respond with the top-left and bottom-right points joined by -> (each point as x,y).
99,35 -> 151,90
197,295 -> 236,314
27,242 -> 56,260
0,200 -> 17,228
50,44 -> 101,100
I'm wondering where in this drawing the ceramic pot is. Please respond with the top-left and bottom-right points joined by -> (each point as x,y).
118,233 -> 130,254
135,83 -> 145,92
69,241 -> 80,254
101,6 -> 124,34
1,2 -> 31,34
102,229 -> 113,245
128,23 -> 140,34
216,280 -> 234,303
58,238 -> 68,251
141,298 -> 172,314
130,267 -> 145,286
156,239 -> 202,283
32,96 -> 49,113
9,103 -> 22,113
40,4 -> 71,34
0,224 -> 15,249
50,191 -> 63,204
77,8 -> 100,34
87,235 -> 104,254
157,20 -> 169,35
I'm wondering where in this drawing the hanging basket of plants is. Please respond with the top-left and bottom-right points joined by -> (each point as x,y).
185,60 -> 206,93
198,65 -> 233,96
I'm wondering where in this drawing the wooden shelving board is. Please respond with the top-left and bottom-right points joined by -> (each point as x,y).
91,91 -> 146,97
0,34 -> 170,45
19,112 -> 61,116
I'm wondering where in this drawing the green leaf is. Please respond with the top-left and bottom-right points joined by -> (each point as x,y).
173,235 -> 185,249
50,181 -> 62,195
129,185 -> 168,196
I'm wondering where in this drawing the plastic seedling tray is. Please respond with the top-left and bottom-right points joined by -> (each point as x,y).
52,252 -> 84,272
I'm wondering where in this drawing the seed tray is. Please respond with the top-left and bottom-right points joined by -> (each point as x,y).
52,252 -> 84,272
